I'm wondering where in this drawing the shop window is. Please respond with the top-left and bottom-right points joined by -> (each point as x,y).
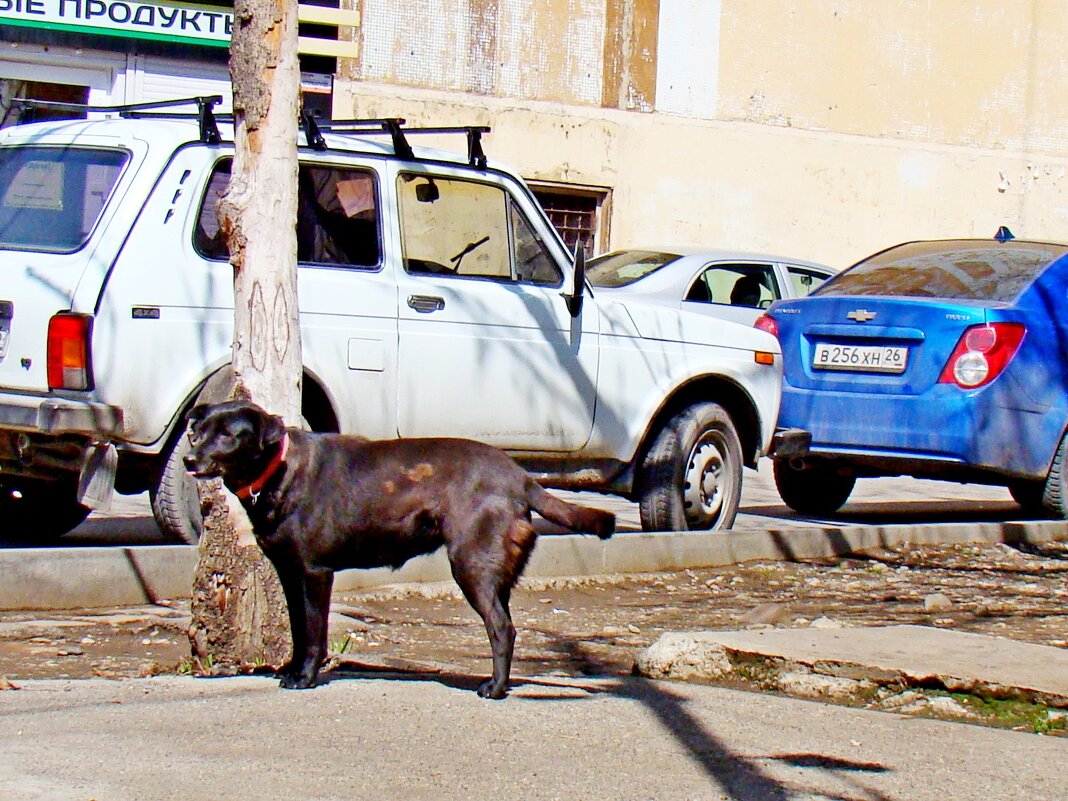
1,81 -> 89,128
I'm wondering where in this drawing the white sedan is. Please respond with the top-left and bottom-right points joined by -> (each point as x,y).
587,247 -> 836,325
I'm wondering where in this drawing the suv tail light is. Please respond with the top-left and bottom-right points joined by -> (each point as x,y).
754,313 -> 778,337
938,323 -> 1025,388
47,313 -> 93,390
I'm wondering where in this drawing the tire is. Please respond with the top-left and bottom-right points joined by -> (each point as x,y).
150,370 -> 234,544
150,426 -> 203,544
0,477 -> 91,541
1040,432 -> 1068,519
1008,479 -> 1046,512
773,458 -> 856,516
638,402 -> 743,532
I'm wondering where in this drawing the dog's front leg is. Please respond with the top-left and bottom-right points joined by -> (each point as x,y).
278,566 -> 334,690
271,559 -> 310,685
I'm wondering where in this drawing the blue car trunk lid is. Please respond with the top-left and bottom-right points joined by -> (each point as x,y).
774,296 -> 996,396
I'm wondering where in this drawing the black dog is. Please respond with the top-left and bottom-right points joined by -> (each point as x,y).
184,400 -> 615,698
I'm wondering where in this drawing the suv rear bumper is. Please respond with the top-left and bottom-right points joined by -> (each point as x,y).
0,393 -> 123,438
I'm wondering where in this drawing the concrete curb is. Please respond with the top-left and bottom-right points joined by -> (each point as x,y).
634,625 -> 1068,708
2,517 -> 1065,611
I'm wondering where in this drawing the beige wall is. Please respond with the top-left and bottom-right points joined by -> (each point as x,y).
336,1 -> 1068,268
718,0 -> 1068,154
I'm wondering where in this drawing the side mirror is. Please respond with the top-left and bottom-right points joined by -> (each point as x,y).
565,244 -> 585,317
415,180 -> 439,203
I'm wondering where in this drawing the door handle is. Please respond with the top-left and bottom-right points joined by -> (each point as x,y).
407,295 -> 445,313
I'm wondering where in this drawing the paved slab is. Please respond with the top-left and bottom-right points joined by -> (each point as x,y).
635,625 -> 1068,707
2,674 -> 1065,801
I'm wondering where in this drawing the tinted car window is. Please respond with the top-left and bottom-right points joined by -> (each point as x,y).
587,250 -> 681,287
196,159 -> 381,267
0,146 -> 128,252
818,240 -> 1066,301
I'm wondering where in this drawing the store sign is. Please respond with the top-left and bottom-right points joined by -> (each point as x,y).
0,0 -> 359,55
0,0 -> 232,47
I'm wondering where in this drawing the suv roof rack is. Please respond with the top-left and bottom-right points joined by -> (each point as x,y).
12,95 -> 491,167
12,95 -> 227,144
314,118 -> 491,169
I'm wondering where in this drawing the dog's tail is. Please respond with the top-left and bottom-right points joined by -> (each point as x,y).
525,481 -> 615,540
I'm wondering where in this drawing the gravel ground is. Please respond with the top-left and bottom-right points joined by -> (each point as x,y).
2,539 -> 1065,685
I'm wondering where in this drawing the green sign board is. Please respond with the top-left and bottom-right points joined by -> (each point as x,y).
0,0 -> 233,48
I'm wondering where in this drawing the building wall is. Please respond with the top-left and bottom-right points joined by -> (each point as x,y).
336,0 -> 1068,267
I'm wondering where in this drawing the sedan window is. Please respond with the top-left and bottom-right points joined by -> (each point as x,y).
786,266 -> 830,296
587,250 -> 682,287
687,264 -> 778,308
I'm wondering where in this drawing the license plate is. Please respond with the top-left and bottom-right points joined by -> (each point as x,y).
812,343 -> 908,374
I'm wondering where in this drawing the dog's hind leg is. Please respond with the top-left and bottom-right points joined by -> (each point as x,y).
454,569 -> 515,700
448,517 -> 536,699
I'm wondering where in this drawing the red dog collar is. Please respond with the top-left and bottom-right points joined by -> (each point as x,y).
235,432 -> 289,502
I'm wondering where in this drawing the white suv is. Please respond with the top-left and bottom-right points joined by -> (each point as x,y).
0,97 -> 782,542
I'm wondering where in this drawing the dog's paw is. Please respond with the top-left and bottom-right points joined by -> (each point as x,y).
277,669 -> 317,690
476,679 -> 508,700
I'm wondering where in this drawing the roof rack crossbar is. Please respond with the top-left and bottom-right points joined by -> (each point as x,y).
301,109 -> 327,151
12,95 -> 226,144
318,117 -> 409,130
196,97 -> 222,144
403,125 -> 491,169
315,120 -> 491,168
383,119 -> 415,163
12,95 -> 223,115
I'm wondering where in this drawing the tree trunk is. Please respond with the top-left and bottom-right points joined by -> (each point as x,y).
188,0 -> 303,675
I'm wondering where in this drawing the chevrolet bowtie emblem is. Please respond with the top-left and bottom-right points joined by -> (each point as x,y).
847,309 -> 877,322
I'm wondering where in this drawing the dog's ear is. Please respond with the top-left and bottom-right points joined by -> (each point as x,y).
187,403 -> 213,427
257,409 -> 288,450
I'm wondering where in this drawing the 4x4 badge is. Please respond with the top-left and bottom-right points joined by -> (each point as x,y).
847,309 -> 877,322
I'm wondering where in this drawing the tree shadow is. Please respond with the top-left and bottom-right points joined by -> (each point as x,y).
542,634 -> 898,801
321,634 -> 899,801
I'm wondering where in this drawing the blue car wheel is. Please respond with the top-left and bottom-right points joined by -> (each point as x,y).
773,458 -> 856,516
1040,433 -> 1068,520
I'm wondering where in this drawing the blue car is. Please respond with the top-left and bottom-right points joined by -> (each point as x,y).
757,231 -> 1068,517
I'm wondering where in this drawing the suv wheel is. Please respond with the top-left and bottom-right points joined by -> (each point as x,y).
638,402 -> 742,532
0,478 -> 91,541
150,371 -> 234,544
150,428 -> 203,544
773,458 -> 856,516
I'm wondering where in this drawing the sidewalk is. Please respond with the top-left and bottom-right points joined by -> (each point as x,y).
2,673 -> 1065,801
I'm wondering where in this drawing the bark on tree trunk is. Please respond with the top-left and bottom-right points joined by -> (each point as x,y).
188,0 -> 303,675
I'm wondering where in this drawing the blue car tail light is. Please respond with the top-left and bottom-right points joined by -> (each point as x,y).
937,322 -> 1025,388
